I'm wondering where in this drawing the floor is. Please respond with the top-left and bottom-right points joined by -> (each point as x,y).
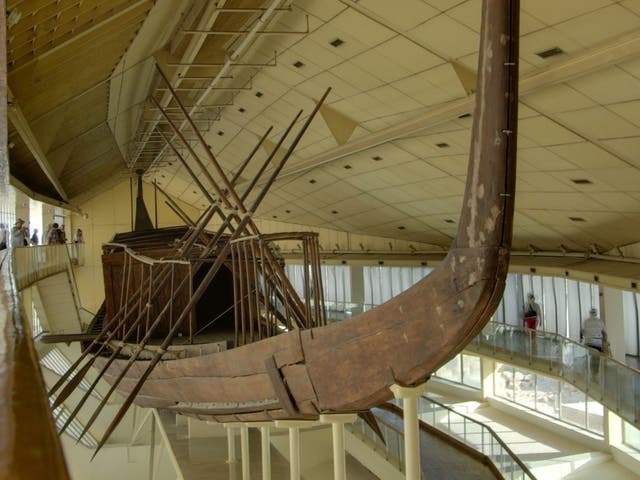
157,411 -> 377,480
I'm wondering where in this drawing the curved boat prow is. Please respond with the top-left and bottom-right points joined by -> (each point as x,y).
300,0 -> 520,411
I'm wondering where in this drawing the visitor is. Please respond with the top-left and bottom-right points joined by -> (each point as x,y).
581,307 -> 608,381
47,223 -> 63,245
581,307 -> 608,353
11,218 -> 28,248
60,224 -> 68,243
0,223 -> 6,250
30,228 -> 39,246
523,293 -> 542,330
73,228 -> 84,243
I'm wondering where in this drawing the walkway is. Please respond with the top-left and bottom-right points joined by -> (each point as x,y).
466,322 -> 640,430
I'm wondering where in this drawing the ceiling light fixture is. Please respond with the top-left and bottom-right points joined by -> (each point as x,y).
217,131 -> 224,136
293,60 -> 304,68
331,210 -> 338,214
436,142 -> 450,148
238,107 -> 246,113
372,155 -> 382,161
569,217 -> 586,222
444,219 -> 455,224
330,38 -> 344,47
343,164 -> 352,169
397,226 -> 406,230
536,46 -> 564,59
571,179 -> 592,185
309,179 -> 316,184
255,91 -> 263,97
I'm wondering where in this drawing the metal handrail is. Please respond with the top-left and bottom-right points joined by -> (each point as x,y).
476,321 -> 638,375
348,414 -> 405,471
1,248 -> 69,479
420,395 -> 537,480
468,321 -> 640,429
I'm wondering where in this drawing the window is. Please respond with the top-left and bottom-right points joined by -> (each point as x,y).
624,422 -> 640,451
494,362 -> 603,435
434,354 -> 481,389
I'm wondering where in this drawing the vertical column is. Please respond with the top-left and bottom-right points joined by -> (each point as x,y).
481,357 -> 495,399
350,265 -> 365,315
224,424 -> 238,463
390,383 -> 426,480
320,413 -> 357,480
240,424 -> 250,480
275,420 -> 315,480
602,286 -> 625,363
252,422 -> 273,480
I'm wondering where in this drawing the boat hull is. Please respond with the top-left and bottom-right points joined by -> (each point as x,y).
95,0 -> 519,424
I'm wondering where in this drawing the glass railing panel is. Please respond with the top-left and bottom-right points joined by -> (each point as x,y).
617,366 -> 635,424
475,321 -> 640,430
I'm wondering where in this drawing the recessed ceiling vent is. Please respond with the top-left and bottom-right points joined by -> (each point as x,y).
571,178 -> 592,185
569,217 -> 586,222
536,46 -> 564,59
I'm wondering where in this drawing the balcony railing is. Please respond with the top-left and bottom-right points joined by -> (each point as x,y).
348,413 -> 405,472
415,395 -> 537,480
0,249 -> 69,479
11,243 -> 84,291
467,321 -> 640,429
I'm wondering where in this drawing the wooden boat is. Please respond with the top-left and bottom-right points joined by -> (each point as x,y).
50,0 -> 520,452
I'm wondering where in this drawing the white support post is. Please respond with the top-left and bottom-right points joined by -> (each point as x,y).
148,415 -> 156,480
481,356 -> 495,399
252,422 -> 273,480
224,424 -> 238,463
390,383 -> 426,480
240,424 -> 250,480
275,420 -> 316,480
320,413 -> 357,480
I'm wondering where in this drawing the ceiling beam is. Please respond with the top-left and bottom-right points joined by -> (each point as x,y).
9,175 -> 80,213
7,87 -> 68,201
274,29 -> 640,181
8,0 -> 151,75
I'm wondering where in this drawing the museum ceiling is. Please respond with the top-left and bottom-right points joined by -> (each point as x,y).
6,0 -> 640,256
